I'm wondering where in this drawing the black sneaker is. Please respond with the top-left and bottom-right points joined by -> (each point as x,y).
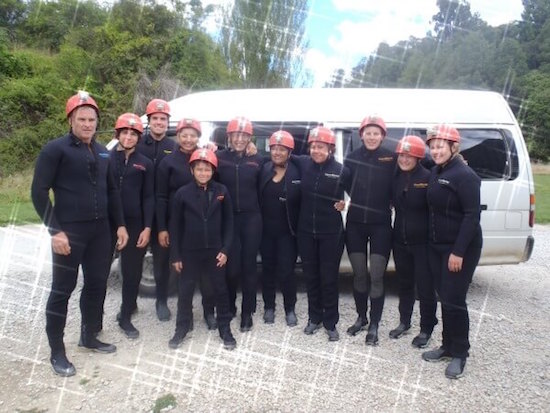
119,319 -> 140,339
411,332 -> 431,348
285,310 -> 298,327
221,330 -> 237,350
78,336 -> 116,354
204,313 -> 217,330
445,357 -> 466,379
156,301 -> 171,322
303,321 -> 322,335
326,328 -> 340,342
240,313 -> 253,332
168,329 -> 188,349
422,347 -> 452,362
365,324 -> 379,346
50,353 -> 76,377
263,309 -> 275,324
389,323 -> 410,339
346,316 -> 368,336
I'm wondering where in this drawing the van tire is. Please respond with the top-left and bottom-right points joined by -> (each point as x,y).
115,252 -> 178,298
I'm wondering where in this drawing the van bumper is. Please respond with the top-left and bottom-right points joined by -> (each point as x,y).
522,235 -> 535,262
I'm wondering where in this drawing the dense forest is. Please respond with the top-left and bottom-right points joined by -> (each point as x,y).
1,0 -> 549,176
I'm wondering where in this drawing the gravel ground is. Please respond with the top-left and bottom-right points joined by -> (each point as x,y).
0,224 -> 549,413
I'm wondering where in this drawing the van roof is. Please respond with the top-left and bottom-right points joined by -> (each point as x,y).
168,88 -> 517,126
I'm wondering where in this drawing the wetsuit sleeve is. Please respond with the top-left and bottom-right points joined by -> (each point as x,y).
169,191 -> 183,263
452,173 -> 481,257
340,164 -> 352,195
155,159 -> 170,232
107,160 -> 125,228
220,189 -> 234,255
31,145 -> 62,235
142,159 -> 155,228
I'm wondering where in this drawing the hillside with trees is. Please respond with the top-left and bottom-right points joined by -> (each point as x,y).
1,0 -> 549,177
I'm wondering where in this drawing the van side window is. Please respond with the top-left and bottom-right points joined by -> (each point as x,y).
458,129 -> 518,180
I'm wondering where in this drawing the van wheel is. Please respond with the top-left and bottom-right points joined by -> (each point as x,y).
137,252 -> 178,297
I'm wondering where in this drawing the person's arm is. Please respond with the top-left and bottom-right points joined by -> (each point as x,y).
107,161 -> 128,250
452,170 -> 481,258
220,188 -> 234,256
155,159 -> 170,233
137,159 -> 155,248
31,146 -> 62,235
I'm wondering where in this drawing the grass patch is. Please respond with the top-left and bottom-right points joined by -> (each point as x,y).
0,168 -> 40,226
534,174 -> 550,224
152,394 -> 177,413
1,167 -> 550,226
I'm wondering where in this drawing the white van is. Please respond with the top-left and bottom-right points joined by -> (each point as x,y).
167,88 -> 535,268
124,88 -> 535,291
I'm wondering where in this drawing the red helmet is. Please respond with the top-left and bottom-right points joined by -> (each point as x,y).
176,118 -> 202,137
115,113 -> 144,134
269,130 -> 294,150
146,99 -> 170,117
308,126 -> 336,145
65,91 -> 99,118
227,116 -> 253,135
190,148 -> 218,169
426,124 -> 460,144
395,135 -> 426,159
359,115 -> 387,137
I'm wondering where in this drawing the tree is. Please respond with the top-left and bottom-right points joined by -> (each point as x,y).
431,0 -> 486,41
17,0 -> 107,51
519,71 -> 550,161
220,0 -> 309,87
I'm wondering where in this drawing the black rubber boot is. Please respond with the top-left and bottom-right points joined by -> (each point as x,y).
79,326 -> 116,353
365,323 -> 379,346
346,316 -> 368,336
389,322 -> 410,339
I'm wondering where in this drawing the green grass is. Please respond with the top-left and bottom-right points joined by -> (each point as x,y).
1,169 -> 550,226
152,394 -> 177,413
534,174 -> 550,224
0,168 -> 40,226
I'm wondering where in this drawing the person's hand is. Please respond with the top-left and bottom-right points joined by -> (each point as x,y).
173,261 -> 183,273
334,200 -> 346,211
246,141 -> 258,156
448,253 -> 463,272
158,230 -> 170,248
136,227 -> 151,248
52,231 -> 71,255
116,226 -> 129,250
205,142 -> 218,152
216,252 -> 227,267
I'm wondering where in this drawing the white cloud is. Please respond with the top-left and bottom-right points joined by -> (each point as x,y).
303,0 -> 523,86
468,0 -> 523,26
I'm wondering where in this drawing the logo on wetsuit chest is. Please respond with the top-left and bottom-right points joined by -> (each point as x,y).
414,182 -> 428,188
133,163 -> 146,171
98,152 -> 109,158
438,178 -> 451,186
324,173 -> 340,179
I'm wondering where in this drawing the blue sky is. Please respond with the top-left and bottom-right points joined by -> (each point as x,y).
205,0 -> 524,86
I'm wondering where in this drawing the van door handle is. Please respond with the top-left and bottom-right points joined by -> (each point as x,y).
481,204 -> 487,210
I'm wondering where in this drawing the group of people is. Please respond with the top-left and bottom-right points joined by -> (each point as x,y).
31,91 -> 482,381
